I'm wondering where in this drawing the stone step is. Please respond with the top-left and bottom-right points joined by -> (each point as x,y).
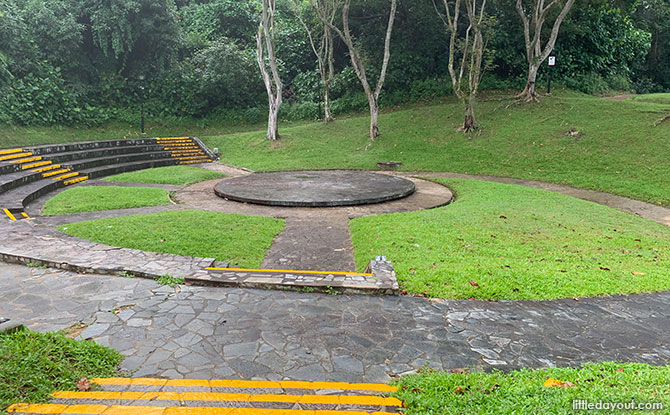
0,152 -> 175,194
0,158 -> 179,211
8,378 -> 401,414
0,144 -> 166,175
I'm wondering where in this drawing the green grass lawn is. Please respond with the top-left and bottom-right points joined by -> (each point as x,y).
102,165 -> 224,186
394,362 -> 669,415
0,328 -> 122,412
350,179 -> 670,300
42,186 -> 172,215
58,210 -> 284,267
0,118 -> 272,149
204,90 -> 670,206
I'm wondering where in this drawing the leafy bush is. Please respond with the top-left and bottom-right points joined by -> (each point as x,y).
0,65 -> 109,126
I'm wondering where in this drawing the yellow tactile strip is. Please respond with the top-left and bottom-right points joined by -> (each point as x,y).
8,404 -> 398,415
9,378 -> 401,414
90,378 -> 397,392
51,391 -> 402,406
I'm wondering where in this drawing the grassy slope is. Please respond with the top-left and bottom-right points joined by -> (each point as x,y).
204,91 -> 670,206
0,329 -> 122,412
395,362 -> 669,415
0,119 -> 271,149
102,165 -> 224,186
58,210 -> 284,267
42,186 -> 171,215
350,179 -> 670,300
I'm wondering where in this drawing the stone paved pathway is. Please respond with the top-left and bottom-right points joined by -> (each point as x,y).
2,264 -> 668,384
261,215 -> 356,271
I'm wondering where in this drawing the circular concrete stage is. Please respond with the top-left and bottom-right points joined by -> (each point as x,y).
214,171 -> 416,207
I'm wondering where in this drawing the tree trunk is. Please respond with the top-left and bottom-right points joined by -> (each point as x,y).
520,64 -> 539,101
463,95 -> 476,132
323,86 -> 333,122
368,93 -> 380,139
267,101 -> 280,140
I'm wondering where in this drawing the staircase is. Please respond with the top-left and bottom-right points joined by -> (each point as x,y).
0,136 -> 215,221
8,377 -> 403,414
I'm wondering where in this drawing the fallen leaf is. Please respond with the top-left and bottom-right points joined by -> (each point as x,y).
617,368 -> 624,372
631,271 -> 646,276
599,267 -> 611,271
499,215 -> 507,219
543,378 -> 574,388
454,386 -> 464,394
77,377 -> 90,391
450,368 -> 467,374
468,280 -> 479,288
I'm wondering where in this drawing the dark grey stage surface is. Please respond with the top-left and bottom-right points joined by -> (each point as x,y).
214,170 -> 416,207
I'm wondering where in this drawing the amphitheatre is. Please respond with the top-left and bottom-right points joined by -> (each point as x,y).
1,0 -> 669,412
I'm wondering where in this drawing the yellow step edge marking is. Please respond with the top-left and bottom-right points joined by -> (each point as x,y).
206,267 -> 374,277
0,148 -> 22,155
0,152 -> 32,161
54,172 -> 79,181
51,391 -> 401,407
23,160 -> 52,170
10,156 -> 42,164
34,164 -> 61,173
64,176 -> 88,186
157,136 -> 190,140
43,168 -> 70,178
90,378 -> 396,392
3,208 -> 16,221
8,404 -> 398,415
21,212 -> 30,219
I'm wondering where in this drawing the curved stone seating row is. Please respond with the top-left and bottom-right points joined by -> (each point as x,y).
0,136 -> 216,221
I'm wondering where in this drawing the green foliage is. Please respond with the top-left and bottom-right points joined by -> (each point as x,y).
42,186 -> 171,215
395,362 -> 670,415
156,273 -> 184,287
1,65 -> 109,126
0,328 -> 122,412
58,210 -> 285,268
0,0 -> 667,125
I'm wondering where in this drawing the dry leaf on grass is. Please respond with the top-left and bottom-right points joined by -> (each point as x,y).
77,377 -> 90,391
543,378 -> 575,388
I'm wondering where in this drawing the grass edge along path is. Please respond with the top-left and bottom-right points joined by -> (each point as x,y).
0,328 -> 122,413
394,362 -> 669,415
58,209 -> 285,268
102,165 -> 225,186
350,178 -> 670,300
42,186 -> 172,215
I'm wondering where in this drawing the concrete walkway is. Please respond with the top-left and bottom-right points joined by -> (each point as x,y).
2,264 -> 668,384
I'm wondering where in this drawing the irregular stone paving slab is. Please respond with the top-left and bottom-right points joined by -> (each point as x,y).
0,219 -> 398,295
204,258 -> 398,295
1,264 -> 668,384
261,215 -> 356,271
0,219 -> 218,280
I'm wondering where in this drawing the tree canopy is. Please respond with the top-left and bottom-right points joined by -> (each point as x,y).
0,0 -> 666,126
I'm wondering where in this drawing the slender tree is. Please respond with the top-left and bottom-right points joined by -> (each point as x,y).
516,0 -> 575,101
292,0 -> 336,122
313,0 -> 397,140
435,0 -> 489,131
257,0 -> 283,140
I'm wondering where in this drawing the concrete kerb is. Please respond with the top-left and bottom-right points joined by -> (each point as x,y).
0,249 -> 399,296
0,318 -> 23,334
